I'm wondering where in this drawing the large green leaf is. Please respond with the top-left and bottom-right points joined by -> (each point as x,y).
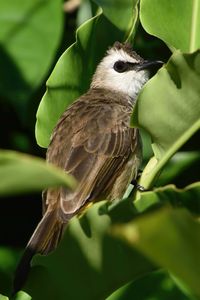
93,0 -> 138,35
22,203 -> 155,300
35,0 -> 139,147
140,0 -> 200,52
19,183 -> 200,299
107,271 -> 190,300
0,0 -> 63,104
0,150 -> 76,196
132,50 -> 200,189
112,207 -> 200,298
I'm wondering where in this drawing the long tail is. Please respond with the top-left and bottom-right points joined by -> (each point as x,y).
13,209 -> 64,294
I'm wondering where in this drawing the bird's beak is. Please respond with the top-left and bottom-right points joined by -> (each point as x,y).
137,60 -> 164,71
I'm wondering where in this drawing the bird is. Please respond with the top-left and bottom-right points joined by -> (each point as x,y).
13,41 -> 163,292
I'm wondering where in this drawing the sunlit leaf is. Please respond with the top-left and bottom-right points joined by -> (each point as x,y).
0,150 -> 76,196
140,0 -> 200,52
93,0 -> 138,36
0,295 -> 9,300
14,291 -> 32,300
132,50 -> 200,188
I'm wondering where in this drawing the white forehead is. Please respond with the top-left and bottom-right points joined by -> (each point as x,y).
101,48 -> 138,68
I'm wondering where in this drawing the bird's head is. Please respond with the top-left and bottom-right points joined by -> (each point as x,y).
91,41 -> 163,100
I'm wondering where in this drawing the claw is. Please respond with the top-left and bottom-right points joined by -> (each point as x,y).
131,179 -> 146,192
136,184 -> 146,192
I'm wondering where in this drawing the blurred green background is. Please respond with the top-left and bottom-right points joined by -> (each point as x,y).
0,0 -> 199,298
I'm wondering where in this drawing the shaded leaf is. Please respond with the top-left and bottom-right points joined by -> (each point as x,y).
23,201 -> 155,300
35,0 -> 139,147
20,184 -> 200,299
0,150 -> 76,196
156,151 -> 200,186
113,187 -> 200,298
0,0 -> 63,106
0,247 -> 21,297
107,270 -> 190,300
140,0 -> 200,52
132,50 -> 200,188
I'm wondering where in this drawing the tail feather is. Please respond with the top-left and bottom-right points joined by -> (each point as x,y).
13,209 -> 64,294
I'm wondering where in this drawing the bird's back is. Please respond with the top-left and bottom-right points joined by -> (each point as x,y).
45,88 -> 141,220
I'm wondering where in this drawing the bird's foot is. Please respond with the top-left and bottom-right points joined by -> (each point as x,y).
131,179 -> 146,192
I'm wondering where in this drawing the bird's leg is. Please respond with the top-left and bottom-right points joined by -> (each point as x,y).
131,169 -> 146,192
131,179 -> 146,192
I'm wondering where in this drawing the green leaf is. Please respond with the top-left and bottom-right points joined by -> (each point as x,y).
0,150 -> 76,196
156,151 -> 200,186
134,182 -> 200,215
14,291 -> 32,300
0,0 -> 63,104
171,274 -> 197,300
0,248 -> 19,274
0,295 -> 9,300
107,271 -> 191,300
35,0 -> 139,147
0,247 -> 22,297
77,0 -> 94,26
140,0 -> 200,52
132,50 -> 200,188
112,186 -> 200,299
23,201 -> 155,299
20,183 -> 200,299
93,0 -> 138,36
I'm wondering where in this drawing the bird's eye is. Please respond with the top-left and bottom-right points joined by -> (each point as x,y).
113,61 -> 128,73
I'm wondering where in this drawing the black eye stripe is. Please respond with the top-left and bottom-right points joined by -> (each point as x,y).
113,60 -> 139,73
127,62 -> 138,69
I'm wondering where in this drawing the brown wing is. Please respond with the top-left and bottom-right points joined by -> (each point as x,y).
46,89 -> 139,217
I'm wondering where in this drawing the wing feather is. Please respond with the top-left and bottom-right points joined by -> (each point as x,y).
46,89 -> 139,216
